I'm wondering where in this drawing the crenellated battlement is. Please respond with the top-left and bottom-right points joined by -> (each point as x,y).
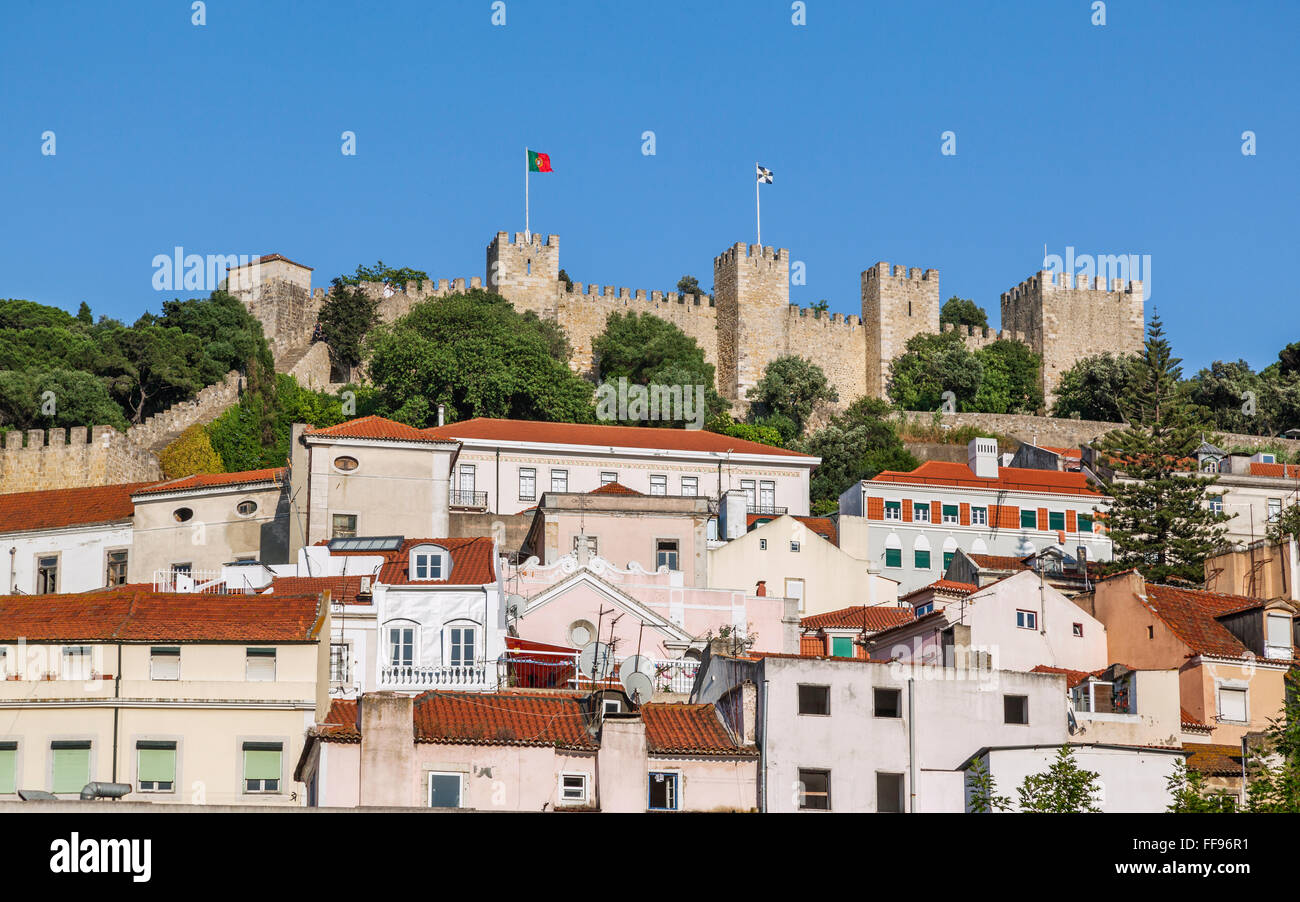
862,262 -> 939,284
0,425 -> 161,493
1001,270 -> 1142,303
713,242 -> 788,269
941,322 -> 1027,348
787,305 -> 861,327
489,231 -> 560,251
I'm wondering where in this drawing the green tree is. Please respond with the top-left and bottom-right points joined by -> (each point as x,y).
705,412 -> 785,448
1095,318 -> 1231,583
799,397 -> 918,514
939,296 -> 988,329
810,299 -> 829,314
366,289 -> 594,427
1243,669 -> 1300,813
158,424 -> 224,479
887,331 -> 982,411
342,260 -> 430,289
1165,761 -> 1238,813
1016,746 -> 1102,813
747,356 -> 838,438
966,758 -> 1012,813
675,275 -> 708,298
0,368 -> 128,432
76,302 -> 93,325
1051,352 -> 1138,422
557,268 -> 574,291
1187,360 -> 1268,436
317,277 -> 381,374
972,339 -> 1043,414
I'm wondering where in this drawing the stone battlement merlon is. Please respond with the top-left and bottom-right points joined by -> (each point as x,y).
1001,270 -> 1143,302
713,242 -> 788,268
488,231 -> 560,250
560,283 -> 714,308
861,262 -> 939,283
787,305 -> 861,327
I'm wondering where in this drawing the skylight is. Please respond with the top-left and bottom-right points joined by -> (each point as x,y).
328,536 -> 405,552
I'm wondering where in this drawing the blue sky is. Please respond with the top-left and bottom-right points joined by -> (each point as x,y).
1,0 -> 1295,373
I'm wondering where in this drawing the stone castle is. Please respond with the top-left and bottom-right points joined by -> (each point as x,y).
225,231 -> 1146,407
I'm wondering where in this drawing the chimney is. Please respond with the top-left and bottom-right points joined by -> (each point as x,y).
1076,545 -> 1088,575
359,692 -> 416,807
720,489 -> 748,540
437,404 -> 445,427
755,580 -> 766,596
968,437 -> 999,479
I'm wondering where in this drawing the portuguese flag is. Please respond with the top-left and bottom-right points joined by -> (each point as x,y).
527,149 -> 552,172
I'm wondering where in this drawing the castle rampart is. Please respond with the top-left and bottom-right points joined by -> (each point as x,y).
0,426 -> 162,494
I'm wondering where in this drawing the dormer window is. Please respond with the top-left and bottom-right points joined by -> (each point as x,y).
410,545 -> 448,581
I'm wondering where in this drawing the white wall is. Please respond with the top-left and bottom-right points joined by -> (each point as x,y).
975,745 -> 1182,813
3,523 -> 132,594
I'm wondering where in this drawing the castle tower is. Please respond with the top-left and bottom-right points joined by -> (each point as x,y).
1001,270 -> 1144,405
485,231 -> 561,318
223,254 -> 316,367
713,243 -> 791,401
861,262 -> 940,399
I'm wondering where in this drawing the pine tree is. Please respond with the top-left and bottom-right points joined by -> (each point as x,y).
965,757 -> 1011,812
1016,746 -> 1102,812
1095,312 -> 1230,583
1165,761 -> 1238,813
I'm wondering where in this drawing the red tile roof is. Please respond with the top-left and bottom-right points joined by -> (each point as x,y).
1142,583 -> 1259,659
306,415 -> 445,444
1249,462 -> 1300,478
1030,664 -> 1102,688
315,699 -> 360,742
411,691 -> 598,750
0,586 -> 324,642
900,579 -> 978,602
801,605 -> 916,632
588,481 -> 643,496
265,575 -> 372,606
0,481 -> 153,533
870,460 -> 1100,496
746,513 -> 838,545
1184,743 -> 1245,776
969,554 -> 1032,572
1041,446 -> 1082,459
376,537 -> 498,586
229,253 -> 313,271
1180,708 -> 1212,732
641,703 -> 756,757
134,467 -> 285,497
423,417 -> 816,459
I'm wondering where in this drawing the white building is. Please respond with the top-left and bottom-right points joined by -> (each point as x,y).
961,744 -> 1186,813
839,438 -> 1112,593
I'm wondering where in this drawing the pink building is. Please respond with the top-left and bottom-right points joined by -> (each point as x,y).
295,690 -> 758,811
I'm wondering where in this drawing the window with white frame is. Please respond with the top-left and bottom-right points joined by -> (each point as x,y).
36,555 -> 58,594
242,742 -> 282,793
600,472 -> 617,486
1266,613 -> 1292,660
740,480 -> 756,508
559,773 -> 588,804
884,501 -> 901,521
246,648 -> 276,681
551,469 -> 568,493
61,646 -> 91,680
428,772 -> 463,808
649,771 -> 679,811
331,514 -> 357,539
1015,610 -> 1037,630
759,481 -> 776,511
971,507 -> 988,526
656,539 -> 680,571
650,475 -> 667,496
1208,495 -> 1223,515
913,503 -> 930,522
150,647 -> 180,681
1267,499 -> 1282,523
518,468 -> 536,501
329,642 -> 351,682
942,504 -> 959,525
411,546 -> 445,581
680,476 -> 698,497
136,741 -> 176,792
447,625 -> 476,669
387,627 -> 415,668
106,550 -> 128,587
1218,686 -> 1247,723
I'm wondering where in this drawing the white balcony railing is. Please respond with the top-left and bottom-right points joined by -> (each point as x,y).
496,650 -> 699,695
153,569 -> 225,593
380,663 -> 489,688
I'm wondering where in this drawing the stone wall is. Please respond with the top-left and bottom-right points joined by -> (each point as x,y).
0,426 -> 161,493
862,262 -> 940,399
125,370 -> 244,453
941,322 -> 1027,350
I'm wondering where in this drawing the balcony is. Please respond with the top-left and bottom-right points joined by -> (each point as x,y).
746,504 -> 787,516
449,490 -> 489,511
497,650 -> 700,696
153,569 -> 225,593
380,663 -> 489,689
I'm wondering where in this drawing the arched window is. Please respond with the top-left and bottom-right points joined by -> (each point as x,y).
409,544 -> 450,581
912,535 -> 932,570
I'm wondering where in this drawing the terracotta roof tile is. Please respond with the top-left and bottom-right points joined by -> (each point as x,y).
588,481 -> 643,496
265,575 -> 372,606
1030,664 -> 1104,688
411,691 -> 597,749
376,537 -> 497,586
423,417 -> 816,459
134,467 -> 285,497
1142,583 -> 1257,659
969,554 -> 1032,572
1180,708 -> 1212,732
641,703 -> 756,757
746,514 -> 838,545
0,481 -> 152,533
801,605 -> 916,632
306,415 -> 444,444
0,586 -> 324,642
871,460 -> 1100,496
1249,462 -> 1300,478
900,579 -> 978,602
1185,743 -> 1245,776
316,699 -> 360,742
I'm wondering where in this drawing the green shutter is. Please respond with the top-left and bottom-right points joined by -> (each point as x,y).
831,637 -> 854,658
943,551 -> 955,570
915,550 -> 931,569
243,746 -> 281,781
137,744 -> 176,784
1078,514 -> 1093,533
1049,511 -> 1065,531
52,746 -> 90,794
0,745 -> 15,795
885,548 -> 902,568
1020,509 -> 1036,528
942,505 -> 958,520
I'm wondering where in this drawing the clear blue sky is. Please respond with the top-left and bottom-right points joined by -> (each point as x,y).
1,0 -> 1295,373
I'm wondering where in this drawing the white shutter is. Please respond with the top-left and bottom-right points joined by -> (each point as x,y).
1219,688 -> 1247,722
1266,614 -> 1292,659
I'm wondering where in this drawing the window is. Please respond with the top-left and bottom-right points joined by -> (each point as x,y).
518,468 -> 536,501
829,636 -> 854,657
573,534 -> 598,557
36,556 -> 58,594
914,549 -> 931,569
1004,695 -> 1029,724
943,551 -> 955,571
798,684 -> 830,715
876,772 -> 905,813
1049,511 -> 1065,532
388,627 -> 415,668
1267,499 -> 1282,523
1218,687 -> 1247,723
874,687 -> 902,718
559,773 -> 588,804
1072,623 -> 1084,638
0,741 -> 15,795
798,769 -> 830,810
412,549 -> 444,581
428,772 -> 463,808
331,514 -> 357,539
1078,513 -> 1095,532
1207,497 -> 1222,515
650,475 -> 668,496
915,602 -> 934,616
61,646 -> 91,680
790,541 -> 801,553
785,578 -> 805,612
150,647 -> 180,681
912,503 -> 930,522
759,539 -> 767,550
137,741 -> 176,792
655,539 -> 680,571
600,472 -> 617,486
333,456 -> 359,471
236,500 -> 258,516
550,469 -> 568,493
740,480 -> 756,508
885,548 -> 902,568
105,550 -> 128,586
759,481 -> 776,511
1147,625 -> 1155,639
51,741 -> 91,794
245,648 -> 276,681
649,772 -> 679,811
884,501 -> 901,521
448,626 -> 476,668
603,698 -> 622,716
457,464 -> 476,496
942,504 -> 959,524
1266,613 -> 1292,660
172,507 -> 194,523
242,742 -> 282,793
1020,509 -> 1037,529
1016,609 -> 1037,630
172,562 -> 192,576
971,507 -> 988,526
681,476 -> 698,497
329,643 -> 350,682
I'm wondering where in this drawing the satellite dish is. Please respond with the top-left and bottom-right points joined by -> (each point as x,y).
579,641 -> 613,679
618,655 -> 655,682
506,594 -> 525,618
622,670 -> 655,705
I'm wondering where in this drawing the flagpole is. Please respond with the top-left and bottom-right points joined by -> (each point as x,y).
525,147 -> 530,242
755,163 -> 761,246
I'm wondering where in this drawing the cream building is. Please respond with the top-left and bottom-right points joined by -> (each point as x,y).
0,586 -> 330,805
